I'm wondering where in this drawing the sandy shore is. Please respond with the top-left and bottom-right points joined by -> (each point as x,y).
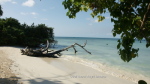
0,48 -> 18,84
0,47 -> 136,84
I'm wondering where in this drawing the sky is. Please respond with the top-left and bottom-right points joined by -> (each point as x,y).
0,0 -> 119,38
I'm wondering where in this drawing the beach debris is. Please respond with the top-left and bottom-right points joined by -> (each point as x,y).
20,40 -> 91,57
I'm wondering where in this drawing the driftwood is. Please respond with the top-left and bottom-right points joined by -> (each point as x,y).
20,40 -> 91,57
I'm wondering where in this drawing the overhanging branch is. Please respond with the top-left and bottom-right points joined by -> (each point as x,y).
140,3 -> 150,28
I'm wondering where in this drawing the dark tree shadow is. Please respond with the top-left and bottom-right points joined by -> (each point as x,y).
138,80 -> 147,84
22,78 -> 63,84
24,77 -> 81,84
0,76 -> 20,84
0,74 -> 81,84
17,72 -> 80,84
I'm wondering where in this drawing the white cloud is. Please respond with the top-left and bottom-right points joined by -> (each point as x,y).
105,17 -> 111,19
12,1 -> 17,4
94,19 -> 98,23
20,12 -> 38,16
0,0 -> 11,4
94,19 -> 102,23
22,0 -> 35,7
86,18 -> 100,24
0,0 -> 18,4
30,12 -> 37,15
86,18 -> 97,22
87,16 -> 111,24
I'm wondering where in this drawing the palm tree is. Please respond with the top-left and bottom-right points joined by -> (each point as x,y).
0,5 -> 3,16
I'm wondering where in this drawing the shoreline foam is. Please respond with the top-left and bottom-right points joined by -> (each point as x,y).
60,55 -> 150,83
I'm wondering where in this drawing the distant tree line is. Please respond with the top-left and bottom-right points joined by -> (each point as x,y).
0,17 -> 54,47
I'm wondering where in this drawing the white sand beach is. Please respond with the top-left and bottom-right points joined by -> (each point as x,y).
0,47 -> 137,84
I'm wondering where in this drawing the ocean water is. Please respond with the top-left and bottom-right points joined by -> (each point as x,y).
51,37 -> 150,83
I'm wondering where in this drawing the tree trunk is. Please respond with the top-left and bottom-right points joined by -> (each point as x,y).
20,40 -> 91,57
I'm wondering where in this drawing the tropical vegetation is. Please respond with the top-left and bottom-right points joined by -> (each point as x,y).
62,0 -> 150,62
0,5 -> 54,47
0,17 -> 54,47
0,5 -> 3,16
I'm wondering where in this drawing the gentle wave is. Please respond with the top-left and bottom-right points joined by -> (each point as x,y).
61,55 -> 149,83
53,37 -> 150,83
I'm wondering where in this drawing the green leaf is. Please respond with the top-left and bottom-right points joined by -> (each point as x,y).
120,0 -> 124,2
83,7 -> 88,12
117,43 -> 121,49
66,11 -> 70,16
69,0 -> 74,2
90,13 -> 95,18
97,15 -> 105,22
113,33 -> 116,37
146,44 -> 149,48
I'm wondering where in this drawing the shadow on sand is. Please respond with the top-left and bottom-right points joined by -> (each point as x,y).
18,78 -> 79,84
138,80 -> 147,84
0,76 -> 20,84
17,72 -> 80,84
0,76 -> 148,84
0,73 -> 81,84
18,78 -> 63,84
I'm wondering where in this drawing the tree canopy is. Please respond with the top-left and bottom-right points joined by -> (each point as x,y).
0,17 -> 54,47
0,5 -> 3,16
62,0 -> 150,62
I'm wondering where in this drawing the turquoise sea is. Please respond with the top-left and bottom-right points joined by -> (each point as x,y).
51,37 -> 150,83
